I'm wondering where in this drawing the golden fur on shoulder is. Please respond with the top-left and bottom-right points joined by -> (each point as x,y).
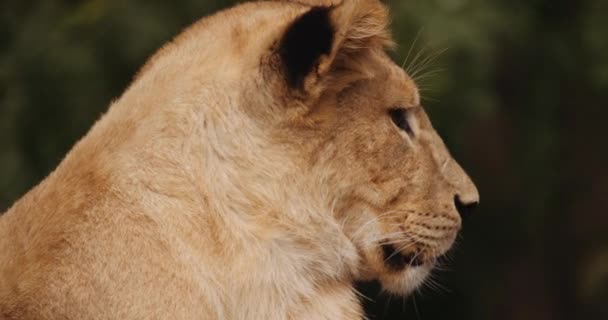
0,0 -> 479,319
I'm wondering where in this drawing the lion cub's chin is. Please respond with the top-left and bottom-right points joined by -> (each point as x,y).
379,265 -> 432,295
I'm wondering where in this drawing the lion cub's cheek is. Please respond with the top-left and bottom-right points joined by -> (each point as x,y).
378,265 -> 431,295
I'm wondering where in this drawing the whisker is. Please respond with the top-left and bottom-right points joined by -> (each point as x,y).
348,212 -> 396,242
383,242 -> 417,264
410,47 -> 446,76
420,95 -> 440,103
431,258 -> 452,272
417,87 -> 440,93
352,287 -> 374,302
402,27 -> 424,69
412,68 -> 445,83
426,274 -> 451,294
406,43 -> 431,75
383,293 -> 393,317
412,293 -> 422,320
410,48 -> 448,81
361,232 -> 407,248
378,238 -> 413,246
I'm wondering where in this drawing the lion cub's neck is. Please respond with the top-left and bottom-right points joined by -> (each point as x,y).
57,81 -> 359,292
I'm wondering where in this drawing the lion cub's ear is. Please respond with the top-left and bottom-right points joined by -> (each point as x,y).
276,0 -> 392,94
279,7 -> 335,89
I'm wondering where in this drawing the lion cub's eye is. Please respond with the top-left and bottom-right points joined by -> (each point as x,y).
389,108 -> 414,136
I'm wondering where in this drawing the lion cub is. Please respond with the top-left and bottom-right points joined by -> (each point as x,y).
0,0 -> 479,319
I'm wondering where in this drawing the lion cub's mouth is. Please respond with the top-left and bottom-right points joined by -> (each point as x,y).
381,244 -> 425,271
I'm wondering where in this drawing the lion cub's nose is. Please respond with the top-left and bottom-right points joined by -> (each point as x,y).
454,195 -> 479,219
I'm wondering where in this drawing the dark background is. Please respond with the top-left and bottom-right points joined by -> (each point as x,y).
1,1 -> 606,319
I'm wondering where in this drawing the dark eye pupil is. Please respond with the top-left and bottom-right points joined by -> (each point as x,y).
389,109 -> 413,135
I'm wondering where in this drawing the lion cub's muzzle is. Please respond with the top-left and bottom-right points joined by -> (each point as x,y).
380,196 -> 479,271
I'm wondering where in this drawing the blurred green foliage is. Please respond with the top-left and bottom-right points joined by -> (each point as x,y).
1,1 -> 606,319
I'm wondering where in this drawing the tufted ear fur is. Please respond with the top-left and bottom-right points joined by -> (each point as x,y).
276,0 -> 393,93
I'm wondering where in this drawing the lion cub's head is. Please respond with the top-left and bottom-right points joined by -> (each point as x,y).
134,0 -> 479,295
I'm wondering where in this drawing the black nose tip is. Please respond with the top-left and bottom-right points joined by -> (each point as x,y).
454,195 -> 478,218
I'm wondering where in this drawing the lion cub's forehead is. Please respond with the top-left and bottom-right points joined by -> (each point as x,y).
396,66 -> 421,107
372,60 -> 420,108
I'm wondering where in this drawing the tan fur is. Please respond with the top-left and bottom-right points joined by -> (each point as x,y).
0,0 -> 479,319
282,0 -> 344,6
